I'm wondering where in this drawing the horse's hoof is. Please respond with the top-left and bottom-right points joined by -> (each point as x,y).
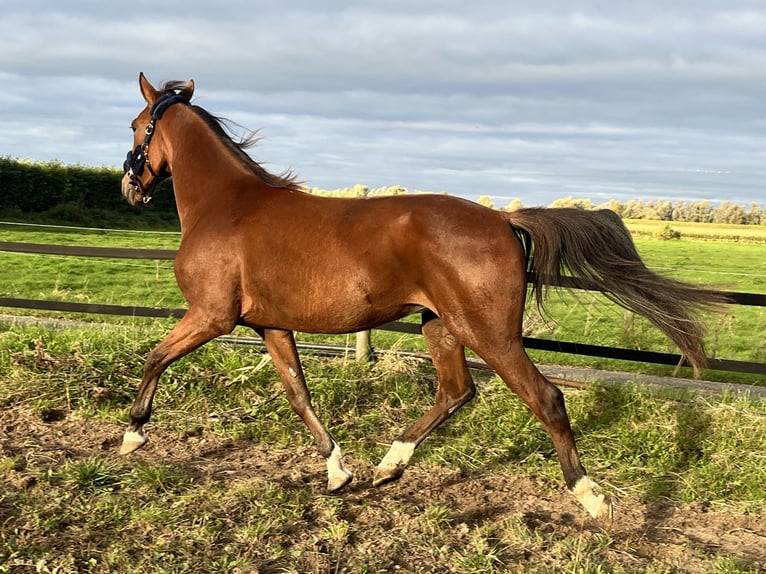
595,495 -> 614,528
573,476 -> 613,525
372,465 -> 404,487
327,470 -> 353,493
119,430 -> 148,455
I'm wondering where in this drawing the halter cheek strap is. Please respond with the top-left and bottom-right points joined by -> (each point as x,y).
123,92 -> 189,201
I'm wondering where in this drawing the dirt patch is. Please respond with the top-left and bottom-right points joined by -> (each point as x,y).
2,408 -> 765,573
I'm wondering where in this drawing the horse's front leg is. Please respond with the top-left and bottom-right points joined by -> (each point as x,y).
120,307 -> 234,454
259,328 -> 353,492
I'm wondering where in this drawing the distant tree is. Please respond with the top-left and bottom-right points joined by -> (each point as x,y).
621,199 -> 645,219
598,199 -> 625,217
672,200 -> 689,221
548,197 -> 569,209
548,197 -> 592,210
476,195 -> 495,209
655,199 -> 674,221
503,198 -> 524,212
641,200 -> 660,220
692,200 -> 714,223
715,201 -> 747,224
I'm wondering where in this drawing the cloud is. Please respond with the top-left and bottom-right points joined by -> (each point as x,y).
1,1 -> 766,206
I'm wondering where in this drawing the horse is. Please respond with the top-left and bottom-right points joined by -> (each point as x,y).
120,73 -> 722,521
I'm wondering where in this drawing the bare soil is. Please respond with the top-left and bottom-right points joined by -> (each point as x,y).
2,407 -> 765,573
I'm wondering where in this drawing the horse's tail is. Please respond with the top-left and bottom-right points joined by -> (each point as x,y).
505,207 -> 729,377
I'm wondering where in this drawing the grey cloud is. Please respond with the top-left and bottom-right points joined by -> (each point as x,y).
1,1 -> 766,206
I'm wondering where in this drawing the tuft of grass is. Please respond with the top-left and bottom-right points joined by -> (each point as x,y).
713,556 -> 764,574
56,457 -> 122,494
125,461 -> 194,494
421,502 -> 453,535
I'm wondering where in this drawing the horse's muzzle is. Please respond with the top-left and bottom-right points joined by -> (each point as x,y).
121,174 -> 147,207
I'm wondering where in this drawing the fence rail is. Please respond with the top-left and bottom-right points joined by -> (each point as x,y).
2,240 -> 765,376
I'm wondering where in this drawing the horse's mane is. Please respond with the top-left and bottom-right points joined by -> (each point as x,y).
160,82 -> 303,192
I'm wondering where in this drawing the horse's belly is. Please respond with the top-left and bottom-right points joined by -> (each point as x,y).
241,301 -> 423,334
240,279 -> 425,334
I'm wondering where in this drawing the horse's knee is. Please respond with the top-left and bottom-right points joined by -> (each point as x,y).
143,352 -> 160,373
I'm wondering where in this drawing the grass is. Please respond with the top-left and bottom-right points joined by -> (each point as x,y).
0,220 -> 764,384
1,323 -> 765,572
518,233 -> 766,386
2,324 -> 765,503
0,222 -> 182,309
625,219 -> 766,243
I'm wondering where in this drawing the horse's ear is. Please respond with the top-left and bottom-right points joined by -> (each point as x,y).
180,79 -> 195,101
139,72 -> 159,104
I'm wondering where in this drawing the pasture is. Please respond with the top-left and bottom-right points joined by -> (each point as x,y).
1,324 -> 765,573
1,219 -> 766,572
625,219 -> 766,243
1,220 -> 764,384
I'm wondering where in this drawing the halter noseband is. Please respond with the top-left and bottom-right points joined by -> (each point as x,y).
123,91 -> 189,202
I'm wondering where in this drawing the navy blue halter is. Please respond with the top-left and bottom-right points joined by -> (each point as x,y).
150,92 -> 188,120
123,91 -> 189,200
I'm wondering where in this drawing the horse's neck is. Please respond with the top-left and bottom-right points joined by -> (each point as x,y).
165,112 -> 254,230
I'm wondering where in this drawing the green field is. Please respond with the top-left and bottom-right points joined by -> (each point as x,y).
2,219 -> 766,572
1,220 -> 765,385
524,236 -> 766,383
0,223 -> 182,308
625,219 -> 766,243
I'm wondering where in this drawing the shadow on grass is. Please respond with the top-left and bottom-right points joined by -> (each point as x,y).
574,383 -> 714,509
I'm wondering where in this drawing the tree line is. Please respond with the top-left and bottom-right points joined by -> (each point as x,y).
1,157 -> 764,228
312,187 -> 766,225
475,195 -> 765,225
0,157 -> 178,229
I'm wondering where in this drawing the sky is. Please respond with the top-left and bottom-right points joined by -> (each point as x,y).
1,0 -> 766,207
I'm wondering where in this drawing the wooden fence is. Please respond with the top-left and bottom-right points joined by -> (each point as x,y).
1,240 -> 765,376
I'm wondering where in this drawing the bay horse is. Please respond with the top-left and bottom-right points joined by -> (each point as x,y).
121,73 -> 721,521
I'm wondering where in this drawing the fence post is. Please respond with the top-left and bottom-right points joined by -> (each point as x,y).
355,330 -> 372,362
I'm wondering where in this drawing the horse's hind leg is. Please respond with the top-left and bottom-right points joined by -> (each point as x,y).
259,328 -> 353,492
373,311 -> 476,486
485,342 -> 612,521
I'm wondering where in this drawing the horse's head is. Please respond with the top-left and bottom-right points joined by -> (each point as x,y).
121,73 -> 194,206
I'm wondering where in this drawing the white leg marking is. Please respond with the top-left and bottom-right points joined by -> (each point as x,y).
288,367 -> 298,378
378,440 -> 416,470
119,429 -> 148,455
326,443 -> 353,491
572,476 -> 612,520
